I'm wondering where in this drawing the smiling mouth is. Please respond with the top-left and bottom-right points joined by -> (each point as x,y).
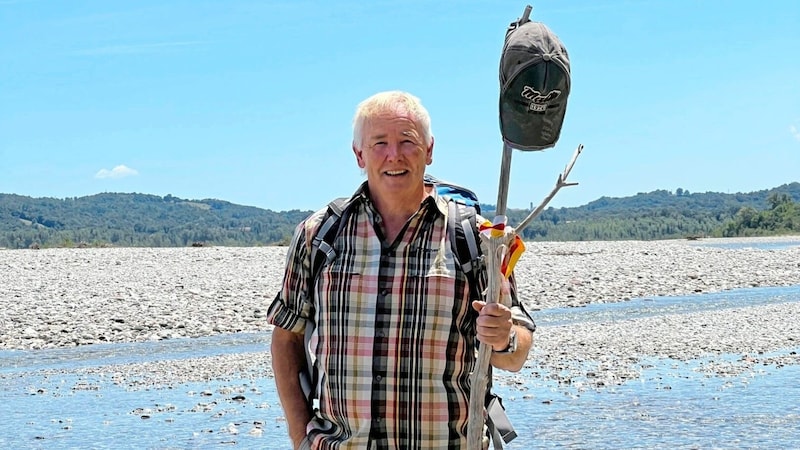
385,170 -> 408,176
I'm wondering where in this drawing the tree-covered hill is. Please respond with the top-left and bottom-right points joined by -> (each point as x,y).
1,182 -> 798,249
0,193 -> 308,249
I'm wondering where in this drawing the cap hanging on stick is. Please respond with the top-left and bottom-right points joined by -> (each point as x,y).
469,6 -> 583,449
499,5 -> 571,151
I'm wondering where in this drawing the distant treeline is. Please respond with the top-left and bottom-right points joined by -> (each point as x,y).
1,183 -> 799,249
501,183 -> 800,241
0,193 -> 308,249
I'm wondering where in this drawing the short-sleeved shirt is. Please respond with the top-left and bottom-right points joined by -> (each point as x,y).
268,183 -> 535,450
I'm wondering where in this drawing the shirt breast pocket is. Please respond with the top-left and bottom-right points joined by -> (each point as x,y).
319,260 -> 363,304
411,247 -> 462,316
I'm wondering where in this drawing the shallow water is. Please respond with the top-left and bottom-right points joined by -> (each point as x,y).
0,373 -> 278,449
2,286 -> 799,449
535,284 -> 800,326
498,355 -> 800,449
689,239 -> 800,251
0,333 -> 269,375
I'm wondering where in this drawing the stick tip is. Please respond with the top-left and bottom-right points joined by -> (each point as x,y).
521,5 -> 533,23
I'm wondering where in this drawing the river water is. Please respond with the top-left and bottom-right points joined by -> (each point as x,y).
2,285 -> 799,449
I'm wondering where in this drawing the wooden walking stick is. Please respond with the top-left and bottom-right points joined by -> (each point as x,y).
467,4 -> 579,448
466,143 -> 583,449
466,143 -> 515,449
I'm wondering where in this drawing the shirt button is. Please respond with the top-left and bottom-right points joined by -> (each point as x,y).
375,375 -> 382,382
377,330 -> 386,338
380,289 -> 389,296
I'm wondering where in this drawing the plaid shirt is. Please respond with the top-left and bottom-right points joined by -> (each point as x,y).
268,183 -> 535,450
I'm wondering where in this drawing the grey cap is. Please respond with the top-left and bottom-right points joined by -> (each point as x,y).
499,20 -> 571,151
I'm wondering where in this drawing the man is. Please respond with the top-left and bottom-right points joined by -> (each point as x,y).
268,91 -> 535,449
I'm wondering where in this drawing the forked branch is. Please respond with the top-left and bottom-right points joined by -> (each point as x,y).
515,143 -> 583,234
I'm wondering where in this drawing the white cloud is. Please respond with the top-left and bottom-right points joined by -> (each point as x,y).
791,125 -> 800,142
95,165 -> 139,179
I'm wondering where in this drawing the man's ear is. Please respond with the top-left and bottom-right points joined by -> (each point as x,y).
426,136 -> 434,165
353,143 -> 366,168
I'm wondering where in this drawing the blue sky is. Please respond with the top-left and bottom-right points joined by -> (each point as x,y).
2,0 -> 799,212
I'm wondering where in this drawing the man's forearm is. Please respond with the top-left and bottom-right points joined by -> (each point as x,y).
272,327 -> 312,448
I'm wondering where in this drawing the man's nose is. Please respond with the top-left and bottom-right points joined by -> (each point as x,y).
385,142 -> 400,159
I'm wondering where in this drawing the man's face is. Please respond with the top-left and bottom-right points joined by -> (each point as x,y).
353,109 -> 433,197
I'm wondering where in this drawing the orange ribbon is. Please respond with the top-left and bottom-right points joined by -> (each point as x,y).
479,216 -> 526,278
503,235 -> 525,277
479,220 -> 506,238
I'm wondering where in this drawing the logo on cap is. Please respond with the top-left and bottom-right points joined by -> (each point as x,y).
521,86 -> 561,112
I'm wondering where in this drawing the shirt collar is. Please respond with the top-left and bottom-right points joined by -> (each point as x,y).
350,180 -> 447,218
427,185 -> 449,217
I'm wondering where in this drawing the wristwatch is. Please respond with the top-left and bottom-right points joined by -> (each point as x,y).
493,328 -> 517,354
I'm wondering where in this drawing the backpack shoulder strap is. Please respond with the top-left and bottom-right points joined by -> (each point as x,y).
446,200 -> 482,300
310,197 -> 350,279
301,196 -> 354,410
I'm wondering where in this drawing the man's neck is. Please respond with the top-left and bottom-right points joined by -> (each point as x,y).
368,183 -> 433,243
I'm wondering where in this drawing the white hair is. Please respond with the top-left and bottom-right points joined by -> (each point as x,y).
352,91 -> 433,149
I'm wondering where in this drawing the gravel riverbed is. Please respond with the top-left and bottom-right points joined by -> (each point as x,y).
2,236 -> 799,389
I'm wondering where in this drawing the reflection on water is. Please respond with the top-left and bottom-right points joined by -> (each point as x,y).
2,285 -> 799,449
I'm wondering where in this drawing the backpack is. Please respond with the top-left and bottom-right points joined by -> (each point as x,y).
424,173 -> 482,214
299,176 -> 517,447
499,10 -> 571,151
